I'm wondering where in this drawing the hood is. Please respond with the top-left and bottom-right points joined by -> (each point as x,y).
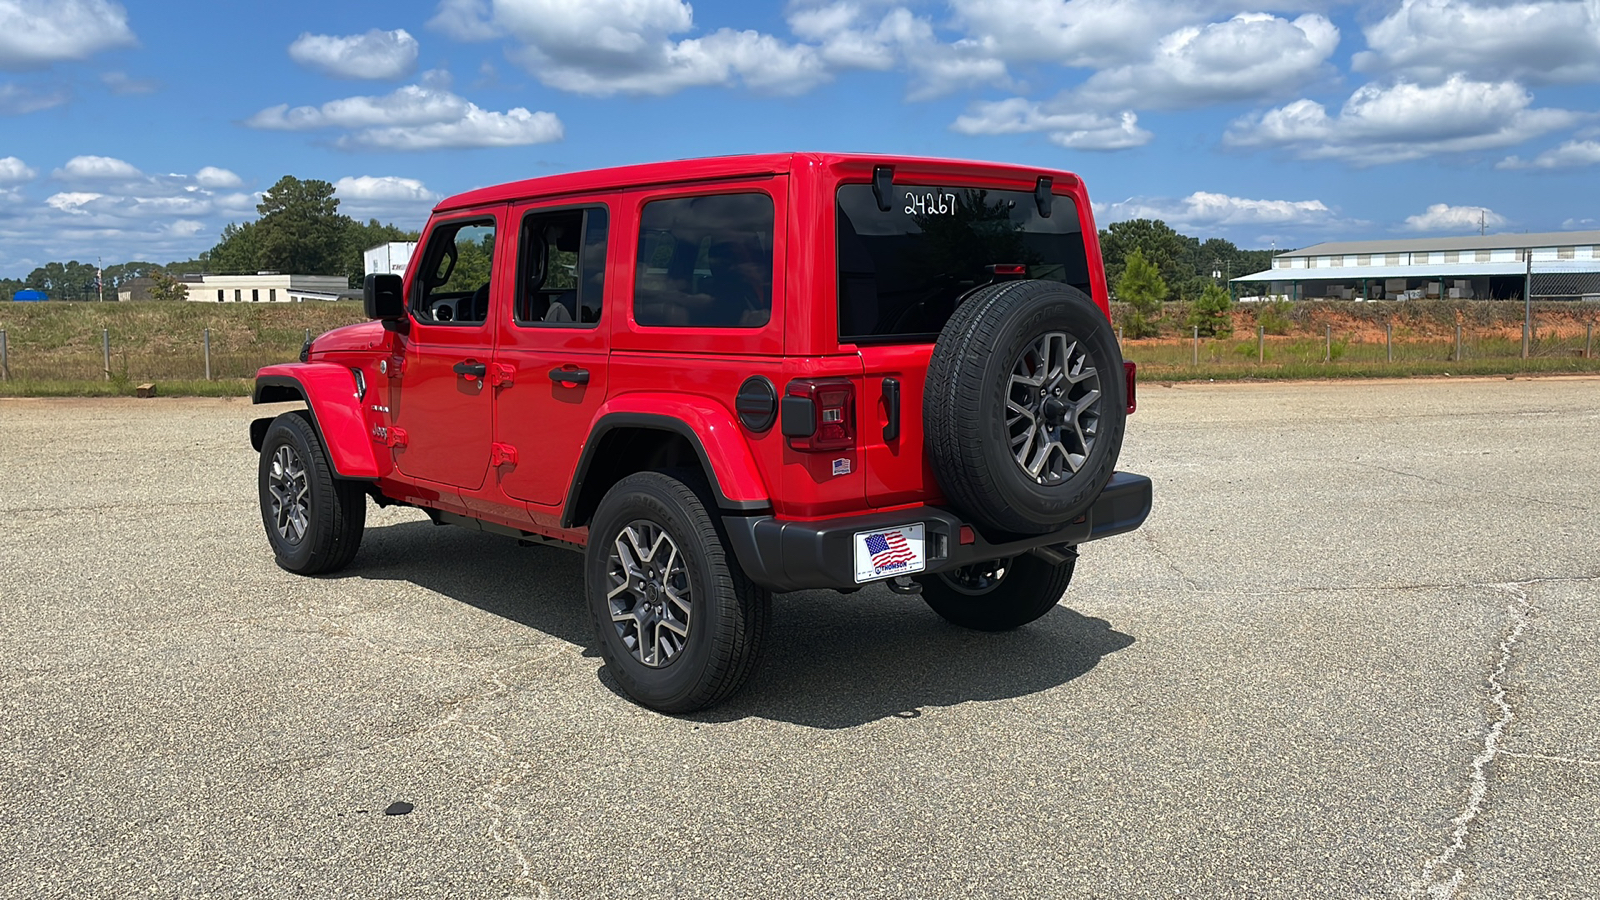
310,320 -> 386,357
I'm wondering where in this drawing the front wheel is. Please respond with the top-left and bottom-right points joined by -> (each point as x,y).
257,412 -> 366,575
585,471 -> 771,713
916,553 -> 1076,631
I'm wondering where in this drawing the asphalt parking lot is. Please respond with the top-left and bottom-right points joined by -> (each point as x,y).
2,377 -> 1597,899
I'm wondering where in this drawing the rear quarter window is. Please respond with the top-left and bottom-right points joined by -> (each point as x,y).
634,192 -> 775,329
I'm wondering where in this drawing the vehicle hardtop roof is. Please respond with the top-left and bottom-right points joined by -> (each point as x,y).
434,152 -> 1081,213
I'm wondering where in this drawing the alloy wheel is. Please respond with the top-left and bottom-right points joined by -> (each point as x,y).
605,520 -> 693,668
268,444 -> 311,545
1005,332 -> 1103,485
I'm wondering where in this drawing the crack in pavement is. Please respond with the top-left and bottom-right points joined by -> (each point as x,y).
1496,750 -> 1600,767
1412,581 -> 1533,900
432,649 -> 564,900
1136,529 -> 1200,595
1344,461 -> 1593,513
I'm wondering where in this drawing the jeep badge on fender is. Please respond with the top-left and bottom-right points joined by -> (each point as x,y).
247,153 -> 1151,713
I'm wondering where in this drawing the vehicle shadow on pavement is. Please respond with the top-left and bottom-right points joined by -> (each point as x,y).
351,520 -> 1135,729
350,520 -> 595,649
699,590 -> 1135,729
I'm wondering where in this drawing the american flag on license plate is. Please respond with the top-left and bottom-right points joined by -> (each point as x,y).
864,530 -> 916,572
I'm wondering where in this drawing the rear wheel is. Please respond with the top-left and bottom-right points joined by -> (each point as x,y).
585,471 -> 771,713
257,412 -> 366,575
916,553 -> 1075,631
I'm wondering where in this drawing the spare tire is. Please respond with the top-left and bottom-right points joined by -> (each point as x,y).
924,280 -> 1126,535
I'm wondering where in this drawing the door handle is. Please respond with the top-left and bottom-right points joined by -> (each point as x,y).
882,377 -> 901,441
453,360 -> 488,381
549,367 -> 590,386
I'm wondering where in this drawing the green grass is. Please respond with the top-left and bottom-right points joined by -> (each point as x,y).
1,299 -> 1595,396
0,301 -> 365,394
0,378 -> 254,397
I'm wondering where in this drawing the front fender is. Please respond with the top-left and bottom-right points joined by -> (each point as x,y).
585,393 -> 770,507
253,363 -> 379,480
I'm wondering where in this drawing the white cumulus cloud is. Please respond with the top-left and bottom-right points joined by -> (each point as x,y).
786,3 -> 1012,99
1355,0 -> 1600,85
441,0 -> 831,96
54,154 -> 142,181
952,98 -> 1152,150
1226,76 -> 1579,164
0,155 -> 35,183
0,0 -> 135,70
245,79 -> 564,151
194,166 -> 242,189
1076,14 -> 1338,111
1098,191 -> 1339,228
949,0 -> 1208,70
335,175 -> 440,222
1498,139 -> 1600,170
1402,203 -> 1507,232
289,28 -> 420,80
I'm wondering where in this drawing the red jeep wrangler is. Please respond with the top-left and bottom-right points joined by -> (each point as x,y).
251,153 -> 1151,712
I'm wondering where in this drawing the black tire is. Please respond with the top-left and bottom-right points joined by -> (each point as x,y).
585,471 -> 771,713
257,411 -> 366,575
917,554 -> 1075,631
925,280 -> 1126,534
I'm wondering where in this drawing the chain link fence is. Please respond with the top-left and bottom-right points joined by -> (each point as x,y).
1115,299 -> 1599,377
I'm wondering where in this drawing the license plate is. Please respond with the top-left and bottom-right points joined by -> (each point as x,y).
853,523 -> 926,583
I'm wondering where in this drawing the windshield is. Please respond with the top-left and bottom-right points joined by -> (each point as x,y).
837,183 -> 1090,343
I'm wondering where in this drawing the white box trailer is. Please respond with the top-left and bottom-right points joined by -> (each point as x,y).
363,242 -> 416,277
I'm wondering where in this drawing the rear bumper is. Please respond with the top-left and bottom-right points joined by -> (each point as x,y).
722,471 -> 1152,593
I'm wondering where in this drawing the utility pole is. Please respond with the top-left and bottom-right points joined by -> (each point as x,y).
97,257 -> 104,303
1523,250 -> 1533,359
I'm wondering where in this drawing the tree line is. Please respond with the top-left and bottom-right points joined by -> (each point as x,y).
1099,218 -> 1286,339
1,175 -> 420,302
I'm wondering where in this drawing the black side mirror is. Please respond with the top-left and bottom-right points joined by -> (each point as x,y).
364,274 -> 405,320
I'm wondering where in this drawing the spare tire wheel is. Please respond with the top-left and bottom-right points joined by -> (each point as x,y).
924,280 -> 1126,535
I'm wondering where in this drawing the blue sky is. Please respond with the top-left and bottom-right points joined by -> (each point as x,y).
2,0 -> 1599,277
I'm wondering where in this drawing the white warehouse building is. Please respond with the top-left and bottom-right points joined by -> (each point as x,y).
1231,231 -> 1600,302
182,274 -> 352,303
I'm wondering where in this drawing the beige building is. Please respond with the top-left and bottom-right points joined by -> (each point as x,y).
180,274 -> 352,303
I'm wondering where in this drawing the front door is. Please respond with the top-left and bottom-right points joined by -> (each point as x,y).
493,199 -> 614,508
390,212 -> 504,491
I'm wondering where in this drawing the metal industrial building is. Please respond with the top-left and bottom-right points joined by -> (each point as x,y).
1231,231 -> 1600,302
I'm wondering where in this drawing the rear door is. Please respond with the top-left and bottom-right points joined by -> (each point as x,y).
492,197 -> 616,508
835,179 -> 1094,509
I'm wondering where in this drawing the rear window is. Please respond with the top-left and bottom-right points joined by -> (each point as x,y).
837,184 -> 1090,342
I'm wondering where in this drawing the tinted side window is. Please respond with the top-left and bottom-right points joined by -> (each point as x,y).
411,219 -> 496,325
516,207 -> 608,326
634,193 -> 774,328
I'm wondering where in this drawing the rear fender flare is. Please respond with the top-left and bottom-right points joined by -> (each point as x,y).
563,396 -> 771,528
252,363 -> 379,480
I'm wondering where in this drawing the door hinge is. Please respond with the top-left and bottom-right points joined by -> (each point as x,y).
384,426 -> 408,449
490,442 -> 518,468
379,355 -> 406,378
489,363 -> 515,387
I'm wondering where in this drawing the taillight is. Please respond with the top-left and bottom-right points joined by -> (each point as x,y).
1124,361 -> 1137,414
781,378 -> 856,451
